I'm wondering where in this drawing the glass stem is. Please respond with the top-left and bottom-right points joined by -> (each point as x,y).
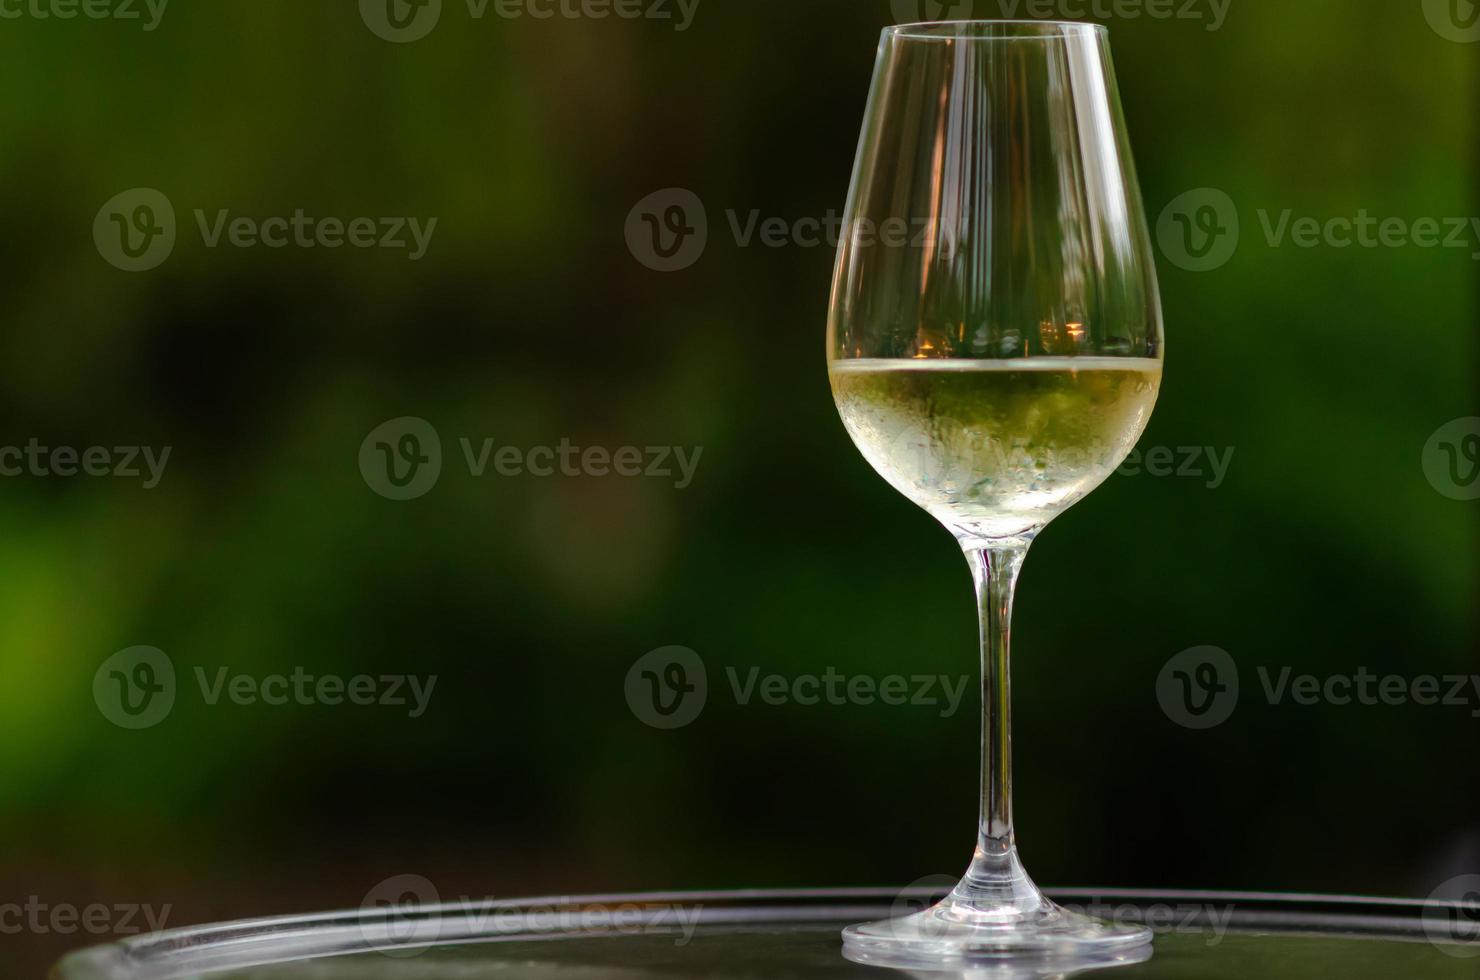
953,542 -> 1039,910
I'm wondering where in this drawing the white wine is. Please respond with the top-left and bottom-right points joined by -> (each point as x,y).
830,357 -> 1162,541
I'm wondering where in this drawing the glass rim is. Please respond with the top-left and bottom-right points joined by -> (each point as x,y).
884,20 -> 1109,40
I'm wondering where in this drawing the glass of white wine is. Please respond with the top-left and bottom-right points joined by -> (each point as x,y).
828,21 -> 1163,969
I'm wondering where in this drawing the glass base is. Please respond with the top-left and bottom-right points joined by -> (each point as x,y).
843,855 -> 1153,971
843,903 -> 1151,968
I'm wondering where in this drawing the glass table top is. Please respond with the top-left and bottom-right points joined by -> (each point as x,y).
51,887 -> 1480,979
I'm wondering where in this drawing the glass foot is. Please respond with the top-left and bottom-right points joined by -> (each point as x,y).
843,863 -> 1152,971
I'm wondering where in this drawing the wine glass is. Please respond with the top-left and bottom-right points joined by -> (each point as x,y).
827,20 -> 1163,968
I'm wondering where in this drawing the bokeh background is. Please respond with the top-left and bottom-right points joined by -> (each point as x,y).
2,0 -> 1477,973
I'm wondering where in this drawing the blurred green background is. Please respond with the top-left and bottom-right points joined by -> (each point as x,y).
1,0 -> 1477,973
